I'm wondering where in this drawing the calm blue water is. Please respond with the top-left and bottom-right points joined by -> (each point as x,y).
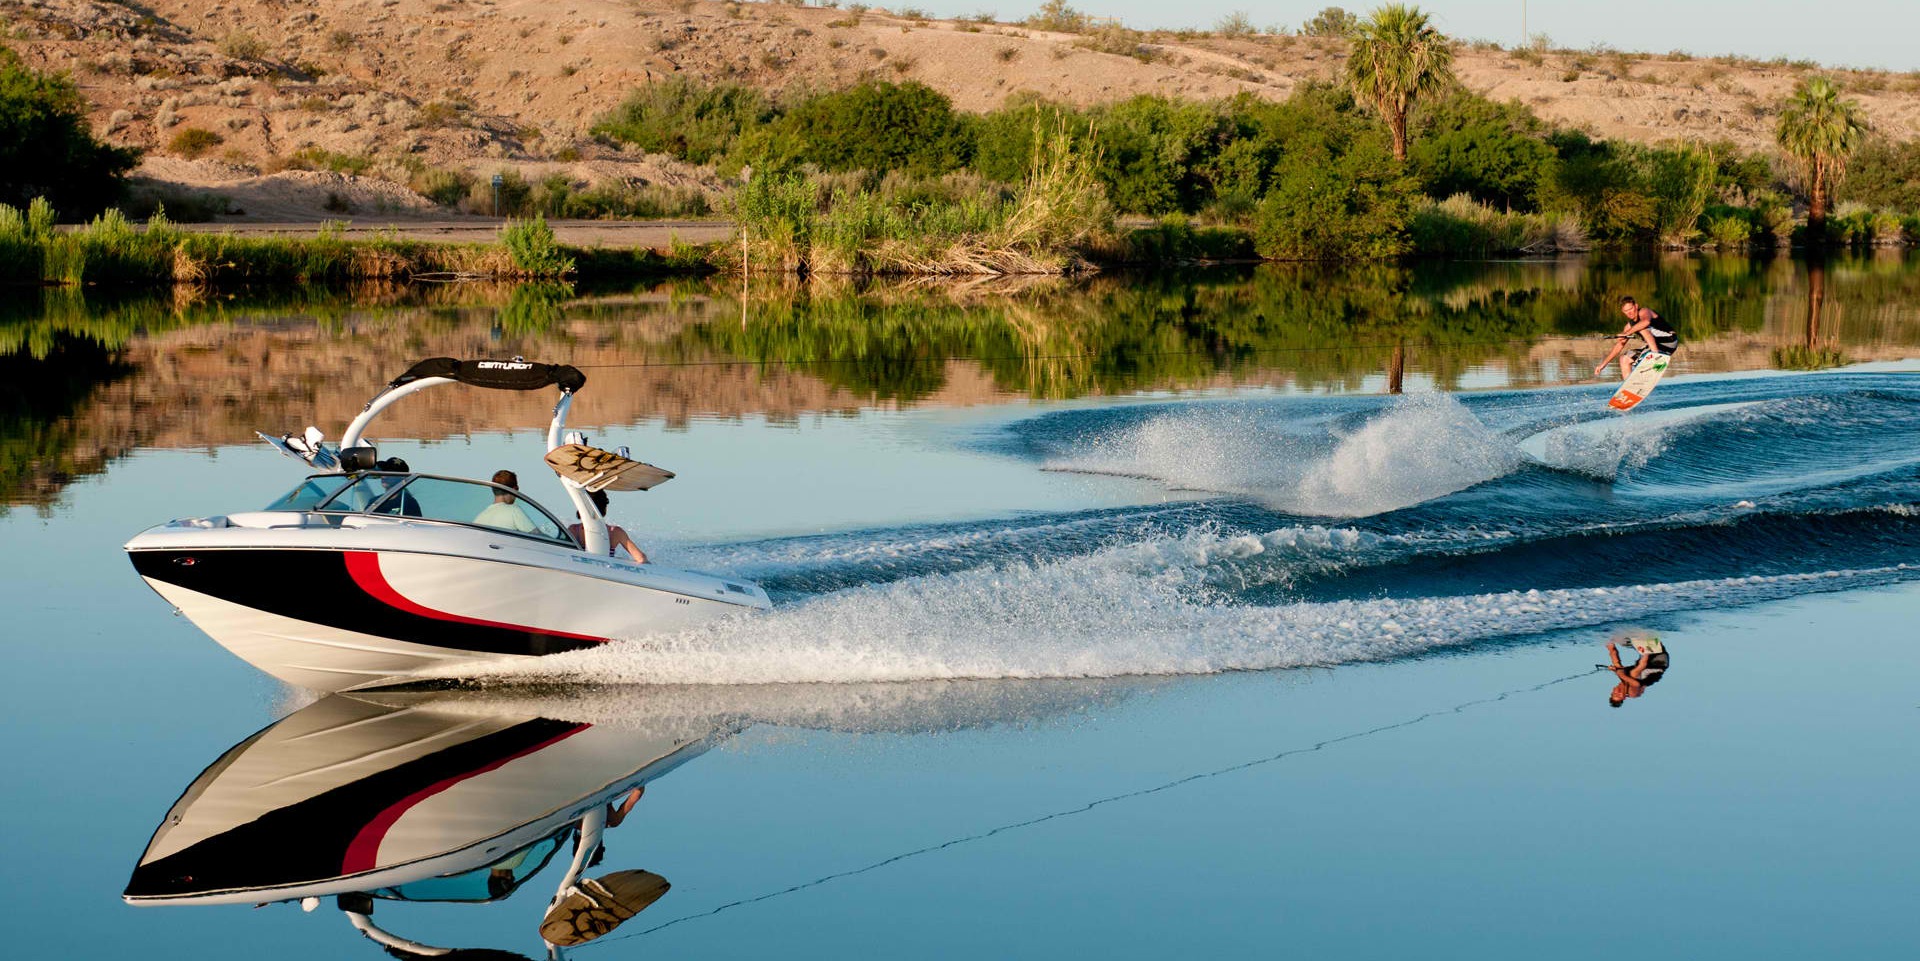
3,277 -> 1918,958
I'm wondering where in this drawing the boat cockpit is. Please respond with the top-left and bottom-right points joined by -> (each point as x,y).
262,472 -> 581,548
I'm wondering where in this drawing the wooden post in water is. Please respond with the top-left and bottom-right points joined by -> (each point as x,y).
1805,259 -> 1827,348
1388,341 -> 1406,394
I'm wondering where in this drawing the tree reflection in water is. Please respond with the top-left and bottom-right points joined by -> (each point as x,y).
6,252 -> 1919,509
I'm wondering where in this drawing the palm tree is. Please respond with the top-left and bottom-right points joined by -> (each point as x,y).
1345,4 -> 1455,162
1776,77 -> 1869,240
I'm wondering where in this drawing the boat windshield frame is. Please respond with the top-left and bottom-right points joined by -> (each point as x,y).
300,472 -> 581,548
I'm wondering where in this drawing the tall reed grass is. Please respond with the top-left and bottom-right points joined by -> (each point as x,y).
0,201 -> 713,285
1407,195 -> 1588,256
734,126 -> 1116,275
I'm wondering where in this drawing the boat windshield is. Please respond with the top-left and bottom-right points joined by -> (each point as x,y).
369,475 -> 574,544
263,475 -> 354,511
317,473 -> 414,514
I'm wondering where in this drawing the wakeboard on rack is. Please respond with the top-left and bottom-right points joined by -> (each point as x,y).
546,444 -> 675,492
1607,351 -> 1671,412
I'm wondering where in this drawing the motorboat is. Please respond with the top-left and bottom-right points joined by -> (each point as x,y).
124,357 -> 772,692
124,690 -> 731,956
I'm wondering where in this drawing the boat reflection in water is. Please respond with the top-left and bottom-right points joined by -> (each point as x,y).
123,688 -> 729,958
125,680 -> 1142,957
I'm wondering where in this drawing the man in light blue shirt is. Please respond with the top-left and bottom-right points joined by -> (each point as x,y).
473,469 -> 538,533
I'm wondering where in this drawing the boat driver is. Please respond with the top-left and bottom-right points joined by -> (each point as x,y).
474,469 -> 538,533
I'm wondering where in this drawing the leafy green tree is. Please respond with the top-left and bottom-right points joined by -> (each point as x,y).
1344,4 -> 1455,162
1407,90 -> 1555,209
1776,76 -> 1869,238
0,48 -> 139,214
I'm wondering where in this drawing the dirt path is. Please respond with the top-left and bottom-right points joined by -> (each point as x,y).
175,220 -> 736,248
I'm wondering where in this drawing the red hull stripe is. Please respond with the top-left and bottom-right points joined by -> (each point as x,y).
341,724 -> 591,873
342,551 -> 612,644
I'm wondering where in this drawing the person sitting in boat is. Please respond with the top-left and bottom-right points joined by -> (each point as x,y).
1604,635 -> 1670,708
569,489 -> 648,564
473,469 -> 539,533
375,457 -> 422,516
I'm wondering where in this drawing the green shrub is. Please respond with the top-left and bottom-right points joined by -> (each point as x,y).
169,127 -> 224,159
970,93 -> 1081,184
1407,194 -> 1584,256
1868,207 -> 1904,245
1641,142 -> 1714,247
412,167 -> 474,207
1026,0 -> 1091,32
1120,217 -> 1256,262
1254,140 -> 1417,260
1536,131 -> 1655,242
1408,90 -> 1556,211
1301,6 -> 1358,37
743,81 -> 973,177
1702,212 -> 1753,249
0,49 -> 139,215
500,215 -> 575,276
0,197 -> 56,282
219,31 -> 267,60
590,77 -> 771,166
1086,95 -> 1226,214
1841,137 -> 1920,211
467,169 -> 532,215
734,170 -> 818,269
285,147 -> 373,175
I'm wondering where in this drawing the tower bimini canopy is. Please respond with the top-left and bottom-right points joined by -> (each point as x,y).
332,356 -> 616,555
390,357 -> 588,394
340,357 -> 587,451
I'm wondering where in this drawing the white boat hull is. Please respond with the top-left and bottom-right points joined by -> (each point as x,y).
127,514 -> 770,691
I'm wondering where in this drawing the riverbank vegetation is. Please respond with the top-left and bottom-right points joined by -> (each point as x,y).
589,4 -> 1920,267
10,5 -> 1920,278
0,202 -> 709,286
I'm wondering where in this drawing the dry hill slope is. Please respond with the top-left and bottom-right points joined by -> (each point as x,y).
12,0 -> 1920,219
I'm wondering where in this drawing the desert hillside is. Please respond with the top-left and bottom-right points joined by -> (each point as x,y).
12,0 -> 1920,218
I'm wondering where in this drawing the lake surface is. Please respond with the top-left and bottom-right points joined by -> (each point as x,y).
3,253 -> 1917,958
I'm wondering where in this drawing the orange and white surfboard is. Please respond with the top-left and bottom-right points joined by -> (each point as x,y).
1608,352 -> 1671,412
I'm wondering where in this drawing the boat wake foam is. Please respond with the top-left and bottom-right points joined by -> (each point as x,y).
429,520 -> 1916,686
1045,393 -> 1523,517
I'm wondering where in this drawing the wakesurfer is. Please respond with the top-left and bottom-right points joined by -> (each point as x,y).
1595,296 -> 1680,380
1603,635 -> 1670,707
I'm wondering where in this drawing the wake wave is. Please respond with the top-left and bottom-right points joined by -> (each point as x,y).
1045,393 -> 1524,518
426,376 -> 1920,689
434,520 -> 1916,686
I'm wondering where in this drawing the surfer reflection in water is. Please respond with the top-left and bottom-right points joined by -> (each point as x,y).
1604,635 -> 1670,707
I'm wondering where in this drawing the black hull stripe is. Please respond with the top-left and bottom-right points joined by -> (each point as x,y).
130,549 -> 605,657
